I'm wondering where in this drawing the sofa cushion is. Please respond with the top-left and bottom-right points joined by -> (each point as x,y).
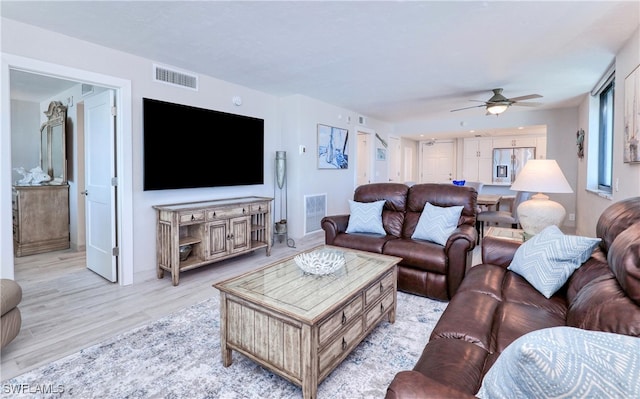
477,326 -> 640,399
507,225 -> 601,298
345,200 -> 386,235
411,202 -> 464,246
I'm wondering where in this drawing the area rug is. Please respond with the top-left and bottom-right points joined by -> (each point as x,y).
2,291 -> 447,399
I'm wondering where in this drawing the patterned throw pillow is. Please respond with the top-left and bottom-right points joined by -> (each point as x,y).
507,225 -> 600,298
477,326 -> 640,399
345,200 -> 386,235
411,202 -> 463,246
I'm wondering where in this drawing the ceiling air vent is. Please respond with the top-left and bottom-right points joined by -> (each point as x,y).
153,64 -> 198,90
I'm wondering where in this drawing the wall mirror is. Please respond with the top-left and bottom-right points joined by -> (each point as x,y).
40,101 -> 67,183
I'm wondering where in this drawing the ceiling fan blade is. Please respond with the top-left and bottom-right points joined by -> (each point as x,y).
450,104 -> 485,112
508,94 -> 542,102
511,102 -> 543,107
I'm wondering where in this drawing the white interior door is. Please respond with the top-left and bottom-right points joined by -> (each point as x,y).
356,132 -> 371,186
84,90 -> 117,282
420,141 -> 455,183
388,136 -> 401,182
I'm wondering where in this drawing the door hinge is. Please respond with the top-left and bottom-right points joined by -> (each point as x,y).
111,177 -> 118,186
112,247 -> 119,256
111,106 -> 117,116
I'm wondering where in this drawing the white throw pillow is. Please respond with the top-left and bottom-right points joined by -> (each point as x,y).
507,225 -> 600,298
411,202 -> 463,246
345,200 -> 386,235
477,326 -> 640,399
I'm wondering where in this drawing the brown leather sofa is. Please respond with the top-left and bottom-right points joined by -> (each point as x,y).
386,197 -> 640,398
321,183 -> 478,300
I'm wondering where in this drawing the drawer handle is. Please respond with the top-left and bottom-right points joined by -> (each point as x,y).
342,337 -> 347,350
341,311 -> 347,325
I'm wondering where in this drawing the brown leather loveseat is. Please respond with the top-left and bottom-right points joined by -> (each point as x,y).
386,197 -> 640,398
321,183 -> 478,300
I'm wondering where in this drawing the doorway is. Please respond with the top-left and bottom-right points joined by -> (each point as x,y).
1,54 -> 133,284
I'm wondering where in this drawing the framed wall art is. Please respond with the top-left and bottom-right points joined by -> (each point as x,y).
624,65 -> 640,163
317,124 -> 349,169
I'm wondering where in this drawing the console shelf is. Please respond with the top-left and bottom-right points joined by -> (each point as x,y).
153,196 -> 272,285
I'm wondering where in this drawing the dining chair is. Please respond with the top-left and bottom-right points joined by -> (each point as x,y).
476,191 -> 532,241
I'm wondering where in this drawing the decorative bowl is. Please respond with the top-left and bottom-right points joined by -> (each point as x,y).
294,249 -> 346,275
179,244 -> 193,261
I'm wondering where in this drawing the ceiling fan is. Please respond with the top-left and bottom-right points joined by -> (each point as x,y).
451,88 -> 542,115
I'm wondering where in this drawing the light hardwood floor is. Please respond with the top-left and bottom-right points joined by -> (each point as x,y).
0,233 -> 324,381
1,233 -> 481,381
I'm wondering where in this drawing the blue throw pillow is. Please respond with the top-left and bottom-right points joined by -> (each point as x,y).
477,326 -> 640,399
345,200 -> 386,235
411,202 -> 463,246
507,225 -> 600,298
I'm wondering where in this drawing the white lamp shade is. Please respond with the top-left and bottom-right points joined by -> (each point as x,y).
510,160 -> 573,193
510,159 -> 572,236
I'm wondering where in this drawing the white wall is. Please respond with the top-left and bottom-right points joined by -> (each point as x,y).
576,27 -> 640,236
1,18 -> 393,280
10,99 -> 40,182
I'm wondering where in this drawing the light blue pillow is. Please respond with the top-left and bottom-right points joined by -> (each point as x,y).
411,202 -> 463,246
507,225 -> 600,298
345,200 -> 386,235
477,326 -> 640,399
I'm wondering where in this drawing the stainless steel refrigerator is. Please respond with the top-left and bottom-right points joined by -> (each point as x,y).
492,147 -> 536,184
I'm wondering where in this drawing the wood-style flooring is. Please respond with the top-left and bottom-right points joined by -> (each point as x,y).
1,232 -> 481,381
0,233 -> 324,381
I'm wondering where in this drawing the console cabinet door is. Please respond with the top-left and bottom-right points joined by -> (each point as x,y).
206,219 -> 229,261
229,215 -> 251,254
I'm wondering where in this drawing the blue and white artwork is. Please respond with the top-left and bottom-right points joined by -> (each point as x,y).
317,124 -> 349,169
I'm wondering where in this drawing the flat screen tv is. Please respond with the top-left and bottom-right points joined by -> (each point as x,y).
143,98 -> 264,190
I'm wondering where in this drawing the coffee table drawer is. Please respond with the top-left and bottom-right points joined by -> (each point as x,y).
365,290 -> 395,330
318,296 -> 363,345
364,271 -> 395,305
318,319 -> 363,374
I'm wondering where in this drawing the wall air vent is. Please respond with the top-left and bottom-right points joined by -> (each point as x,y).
304,193 -> 327,234
153,64 -> 198,90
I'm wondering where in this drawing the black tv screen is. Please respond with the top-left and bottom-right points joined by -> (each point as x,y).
143,98 -> 264,190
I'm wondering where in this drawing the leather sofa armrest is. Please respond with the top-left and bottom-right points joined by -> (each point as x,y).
481,235 -> 522,268
445,224 -> 477,251
385,371 -> 477,399
321,215 -> 350,245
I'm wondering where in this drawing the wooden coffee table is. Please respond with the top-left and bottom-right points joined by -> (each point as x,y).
213,245 -> 401,399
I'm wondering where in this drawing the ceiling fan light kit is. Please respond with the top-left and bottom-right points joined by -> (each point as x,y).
451,88 -> 542,115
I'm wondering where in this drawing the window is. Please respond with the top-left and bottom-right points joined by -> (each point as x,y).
598,81 -> 614,192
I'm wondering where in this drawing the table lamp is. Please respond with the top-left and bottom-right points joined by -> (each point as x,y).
510,159 -> 573,236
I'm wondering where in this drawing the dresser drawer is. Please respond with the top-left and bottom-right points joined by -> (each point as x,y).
364,271 -> 395,306
250,202 -> 269,214
364,290 -> 395,330
318,318 -> 363,374
178,211 -> 205,224
206,207 -> 247,220
318,296 -> 363,346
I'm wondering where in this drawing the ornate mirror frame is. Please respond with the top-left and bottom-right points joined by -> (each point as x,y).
40,101 -> 67,183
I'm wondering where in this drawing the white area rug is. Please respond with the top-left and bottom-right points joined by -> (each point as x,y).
2,291 -> 446,399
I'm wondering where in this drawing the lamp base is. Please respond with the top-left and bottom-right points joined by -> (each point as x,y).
517,193 -> 566,236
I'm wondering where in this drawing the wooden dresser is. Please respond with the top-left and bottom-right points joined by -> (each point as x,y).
12,184 -> 70,257
153,196 -> 272,285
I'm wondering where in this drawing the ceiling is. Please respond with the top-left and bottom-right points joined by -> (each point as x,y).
3,1 -> 639,138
